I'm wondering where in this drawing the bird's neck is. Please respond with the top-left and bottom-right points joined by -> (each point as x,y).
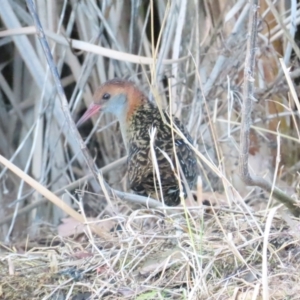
126,102 -> 155,143
118,100 -> 154,152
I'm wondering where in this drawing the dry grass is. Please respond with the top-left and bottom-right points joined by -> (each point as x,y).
1,208 -> 300,299
1,0 -> 300,299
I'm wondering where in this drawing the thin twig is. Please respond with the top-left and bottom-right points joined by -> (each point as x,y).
0,154 -> 111,240
26,0 -> 100,184
239,0 -> 300,217
0,156 -> 125,226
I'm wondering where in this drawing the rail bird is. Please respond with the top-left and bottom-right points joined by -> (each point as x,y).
77,79 -> 198,206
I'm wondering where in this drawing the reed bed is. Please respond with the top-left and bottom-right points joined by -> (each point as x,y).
1,0 -> 300,299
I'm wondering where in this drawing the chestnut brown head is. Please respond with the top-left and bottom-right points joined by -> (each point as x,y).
76,79 -> 146,127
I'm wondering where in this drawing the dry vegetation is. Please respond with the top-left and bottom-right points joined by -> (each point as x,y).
1,0 -> 300,299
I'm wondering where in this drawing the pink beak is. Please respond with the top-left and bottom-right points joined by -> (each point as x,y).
76,103 -> 101,127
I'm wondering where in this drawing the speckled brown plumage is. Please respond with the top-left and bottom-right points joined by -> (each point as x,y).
77,79 -> 198,206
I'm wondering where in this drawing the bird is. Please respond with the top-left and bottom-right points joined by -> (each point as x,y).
77,78 -> 198,206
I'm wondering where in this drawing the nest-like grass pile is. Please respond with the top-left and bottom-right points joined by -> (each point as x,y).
1,204 -> 300,299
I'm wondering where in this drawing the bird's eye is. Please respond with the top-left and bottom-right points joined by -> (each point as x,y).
102,93 -> 111,100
